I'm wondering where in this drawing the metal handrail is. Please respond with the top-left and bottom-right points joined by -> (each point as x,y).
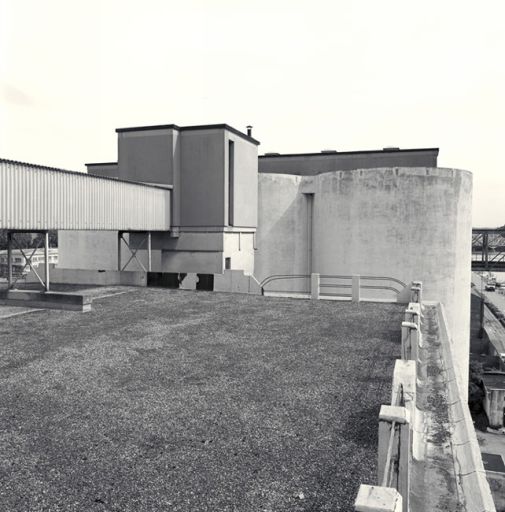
259,274 -> 310,288
260,273 -> 407,298
361,285 -> 403,295
359,275 -> 407,288
381,384 -> 404,488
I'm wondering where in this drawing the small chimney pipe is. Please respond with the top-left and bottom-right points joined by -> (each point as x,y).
246,125 -> 253,137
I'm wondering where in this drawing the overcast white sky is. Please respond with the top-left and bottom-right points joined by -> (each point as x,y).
1,0 -> 503,226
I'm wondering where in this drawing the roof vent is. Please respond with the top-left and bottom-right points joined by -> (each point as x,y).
246,125 -> 253,137
264,152 -> 281,156
383,146 -> 400,152
321,149 -> 338,154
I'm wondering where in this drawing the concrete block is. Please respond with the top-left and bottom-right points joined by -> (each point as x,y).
180,273 -> 198,290
354,485 -> 402,512
0,290 -> 92,312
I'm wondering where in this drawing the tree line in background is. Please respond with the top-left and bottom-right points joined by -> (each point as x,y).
0,230 -> 58,251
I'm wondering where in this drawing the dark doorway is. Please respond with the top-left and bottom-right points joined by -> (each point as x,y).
196,274 -> 214,291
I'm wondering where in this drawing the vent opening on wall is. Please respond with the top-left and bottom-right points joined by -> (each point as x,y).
225,257 -> 231,270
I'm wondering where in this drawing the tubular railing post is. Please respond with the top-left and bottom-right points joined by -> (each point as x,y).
44,230 -> 50,292
352,275 -> 360,303
311,273 -> 320,300
7,231 -> 12,290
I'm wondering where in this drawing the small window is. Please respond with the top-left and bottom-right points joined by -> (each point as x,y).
225,257 -> 231,270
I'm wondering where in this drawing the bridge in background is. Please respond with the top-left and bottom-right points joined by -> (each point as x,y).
0,159 -> 172,290
472,227 -> 505,271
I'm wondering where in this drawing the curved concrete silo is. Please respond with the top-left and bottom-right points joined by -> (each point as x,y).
255,167 -> 472,394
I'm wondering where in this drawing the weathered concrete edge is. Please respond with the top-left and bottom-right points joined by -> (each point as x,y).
432,301 -> 496,512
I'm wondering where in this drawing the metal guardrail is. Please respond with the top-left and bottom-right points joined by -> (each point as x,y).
260,273 -> 407,300
259,274 -> 310,295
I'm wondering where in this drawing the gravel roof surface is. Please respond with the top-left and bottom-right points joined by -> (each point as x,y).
0,289 -> 402,511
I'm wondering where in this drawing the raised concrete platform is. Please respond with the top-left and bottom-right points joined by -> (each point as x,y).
0,290 -> 92,312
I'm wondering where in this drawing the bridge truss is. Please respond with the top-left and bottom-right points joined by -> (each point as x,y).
472,227 -> 505,271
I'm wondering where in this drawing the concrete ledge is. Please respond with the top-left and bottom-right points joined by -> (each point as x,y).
355,485 -> 402,512
213,270 -> 261,295
434,302 -> 496,512
25,267 -> 147,287
0,290 -> 92,312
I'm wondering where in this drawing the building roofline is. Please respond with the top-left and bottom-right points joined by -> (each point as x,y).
115,123 -> 260,145
259,148 -> 439,158
0,158 -> 172,191
85,162 -> 117,167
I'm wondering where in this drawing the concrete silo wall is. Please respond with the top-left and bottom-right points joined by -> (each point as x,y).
255,168 -> 473,392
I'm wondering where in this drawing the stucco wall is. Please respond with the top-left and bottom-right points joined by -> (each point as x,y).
255,168 -> 472,386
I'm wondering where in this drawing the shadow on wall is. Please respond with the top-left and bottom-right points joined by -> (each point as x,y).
255,187 -> 310,293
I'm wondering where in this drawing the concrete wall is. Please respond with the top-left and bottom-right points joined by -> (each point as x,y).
58,231 -> 159,272
259,149 -> 438,176
118,129 -> 176,185
226,133 -> 258,228
179,130 -> 225,227
255,168 -> 473,384
255,174 -> 311,292
223,232 -> 255,275
86,163 -> 118,178
59,231 -> 119,270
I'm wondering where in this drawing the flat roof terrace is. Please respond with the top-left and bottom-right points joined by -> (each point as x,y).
0,289 -> 403,511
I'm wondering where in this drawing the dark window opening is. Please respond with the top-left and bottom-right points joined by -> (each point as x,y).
225,257 -> 231,270
228,140 -> 234,226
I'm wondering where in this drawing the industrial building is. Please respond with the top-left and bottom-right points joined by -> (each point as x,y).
0,123 -> 497,511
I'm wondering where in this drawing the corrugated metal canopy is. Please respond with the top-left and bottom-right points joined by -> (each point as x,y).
0,159 -> 171,231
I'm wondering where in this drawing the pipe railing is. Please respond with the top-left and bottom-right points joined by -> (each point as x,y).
260,273 -> 407,302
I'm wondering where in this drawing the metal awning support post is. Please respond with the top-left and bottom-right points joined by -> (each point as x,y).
44,230 -> 50,292
7,231 -> 12,289
118,231 -> 122,271
147,231 -> 152,272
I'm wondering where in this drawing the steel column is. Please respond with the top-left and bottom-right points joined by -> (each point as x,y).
7,231 -> 12,289
147,231 -> 152,272
118,231 -> 122,271
44,231 -> 50,292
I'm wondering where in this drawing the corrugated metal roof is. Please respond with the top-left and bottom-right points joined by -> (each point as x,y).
0,160 -> 171,231
0,158 -> 172,190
